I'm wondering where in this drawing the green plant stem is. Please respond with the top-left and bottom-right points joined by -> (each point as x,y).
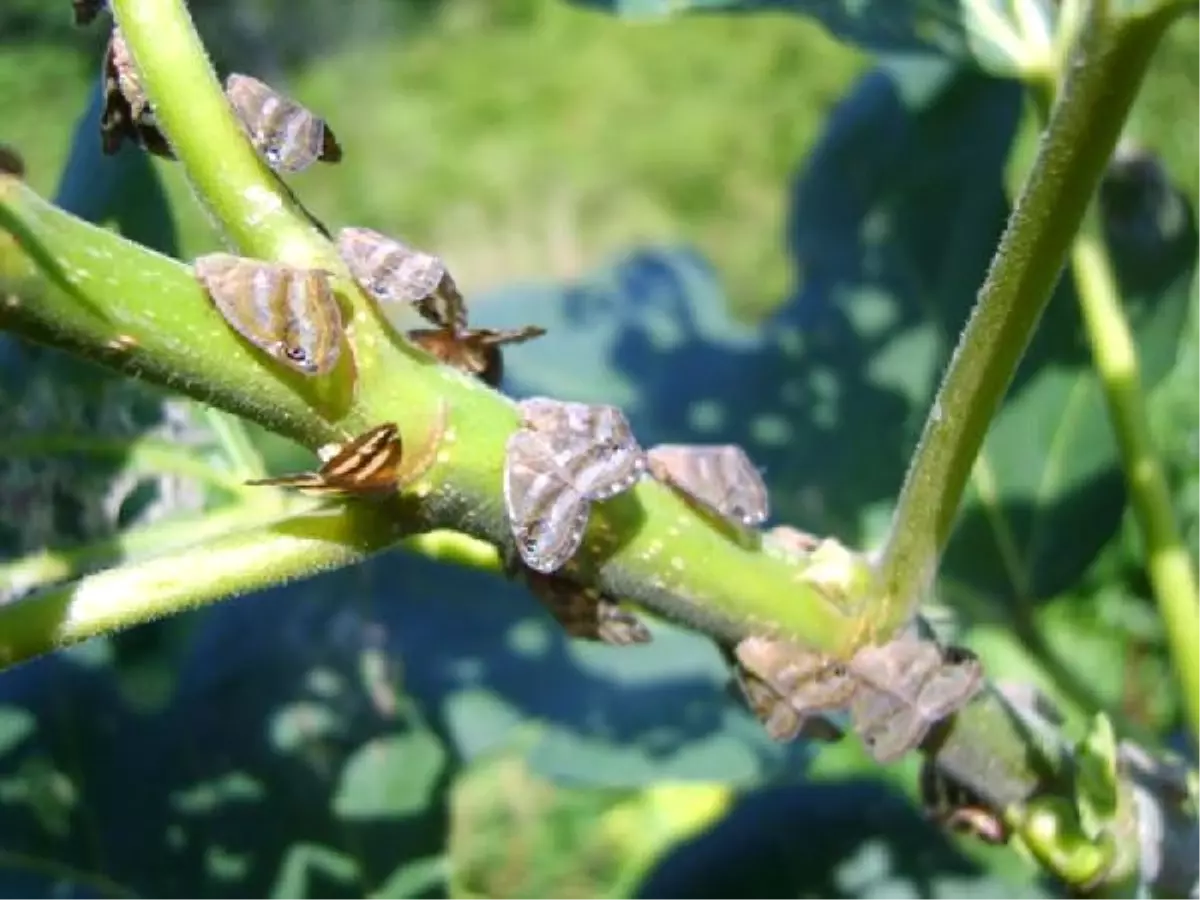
0,501 -> 293,600
1073,216 -> 1200,738
0,502 -> 404,668
875,0 -> 1184,633
0,433 -> 254,497
0,183 -> 861,655
1,0 -> 1193,889
109,1 -> 327,268
1025,58 -> 1200,740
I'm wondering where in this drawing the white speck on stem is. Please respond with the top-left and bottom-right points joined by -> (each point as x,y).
243,185 -> 283,226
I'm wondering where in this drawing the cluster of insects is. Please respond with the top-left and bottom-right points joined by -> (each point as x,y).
733,628 -> 983,765
77,1 -> 545,496
502,396 -> 770,644
70,3 -> 986,769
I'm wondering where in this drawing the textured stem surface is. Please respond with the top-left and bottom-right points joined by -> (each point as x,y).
876,0 -> 1184,631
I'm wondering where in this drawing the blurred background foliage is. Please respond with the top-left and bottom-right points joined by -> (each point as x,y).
0,0 -> 1196,896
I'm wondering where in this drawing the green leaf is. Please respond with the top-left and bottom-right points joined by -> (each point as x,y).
368,855 -> 449,899
333,731 -> 447,821
573,0 -> 974,57
946,164 -> 1197,610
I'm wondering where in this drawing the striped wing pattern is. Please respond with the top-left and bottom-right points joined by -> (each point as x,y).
337,227 -> 466,330
517,399 -> 646,501
503,429 -> 590,574
225,74 -> 341,174
245,402 -> 449,498
193,253 -> 343,376
520,570 -> 652,646
647,444 -> 769,527
246,423 -> 401,495
407,325 -> 546,387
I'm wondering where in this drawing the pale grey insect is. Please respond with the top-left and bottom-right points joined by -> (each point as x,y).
503,429 -> 591,574
517,398 -> 646,501
647,444 -> 769,527
846,636 -> 982,764
336,227 -> 466,331
193,253 -> 343,376
225,73 -> 342,174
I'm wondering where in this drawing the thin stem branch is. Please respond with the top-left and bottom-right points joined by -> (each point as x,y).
0,501 -> 292,602
875,0 -> 1185,633
1072,216 -> 1200,739
109,0 -> 328,268
0,192 -> 863,655
0,432 -> 254,498
0,502 -> 404,668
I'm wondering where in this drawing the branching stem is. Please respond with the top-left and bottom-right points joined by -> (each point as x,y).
876,0 -> 1189,636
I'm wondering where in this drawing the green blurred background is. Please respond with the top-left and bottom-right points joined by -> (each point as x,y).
2,1 -> 1200,900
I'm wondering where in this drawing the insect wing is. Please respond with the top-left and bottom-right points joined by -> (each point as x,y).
316,423 -> 404,493
99,30 -> 174,159
503,429 -> 590,574
648,444 -> 769,527
226,73 -> 334,174
337,228 -> 465,329
246,423 -> 401,495
194,253 -> 343,375
408,325 -> 546,386
109,30 -> 148,120
518,399 -> 645,501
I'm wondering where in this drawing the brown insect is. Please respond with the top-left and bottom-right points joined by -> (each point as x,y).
647,444 -> 769,528
518,398 -> 646,502
99,28 -> 174,159
0,145 -> 25,178
72,0 -> 107,26
514,565 -> 652,646
225,73 -> 342,174
337,227 -> 467,331
193,253 -> 343,376
408,325 -> 546,387
246,404 -> 448,496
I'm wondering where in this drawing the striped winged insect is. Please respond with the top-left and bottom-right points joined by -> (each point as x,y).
408,325 -> 546,387
503,428 -> 592,574
225,73 -> 343,174
100,28 -> 173,159
337,227 -> 467,331
246,402 -> 448,497
517,398 -> 646,501
647,444 -> 769,528
192,253 -> 343,376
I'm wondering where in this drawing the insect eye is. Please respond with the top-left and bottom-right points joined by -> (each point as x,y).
282,346 -> 314,369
